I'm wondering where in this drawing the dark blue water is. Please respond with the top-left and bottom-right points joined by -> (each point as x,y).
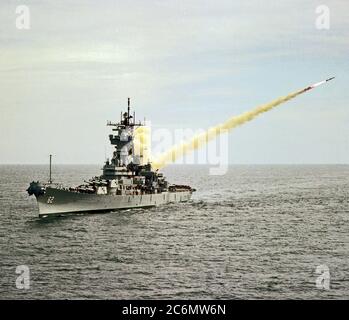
0,165 -> 348,299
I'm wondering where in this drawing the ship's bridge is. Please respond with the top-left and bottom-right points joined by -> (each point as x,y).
106,98 -> 144,167
102,163 -> 134,180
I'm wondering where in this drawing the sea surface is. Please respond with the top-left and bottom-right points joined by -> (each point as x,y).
0,164 -> 348,299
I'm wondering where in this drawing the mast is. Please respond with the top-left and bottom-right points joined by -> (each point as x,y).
49,154 -> 52,184
127,97 -> 130,125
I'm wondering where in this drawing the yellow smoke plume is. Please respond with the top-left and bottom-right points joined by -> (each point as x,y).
134,126 -> 151,164
151,87 -> 307,170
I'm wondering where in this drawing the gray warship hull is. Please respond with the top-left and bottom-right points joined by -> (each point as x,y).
28,99 -> 196,218
35,187 -> 192,217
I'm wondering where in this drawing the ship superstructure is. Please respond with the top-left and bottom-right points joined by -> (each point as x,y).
27,99 -> 195,217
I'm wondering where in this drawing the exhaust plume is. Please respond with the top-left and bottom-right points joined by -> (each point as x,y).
134,125 -> 151,164
142,78 -> 334,170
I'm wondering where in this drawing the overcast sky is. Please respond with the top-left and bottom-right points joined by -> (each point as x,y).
0,0 -> 348,164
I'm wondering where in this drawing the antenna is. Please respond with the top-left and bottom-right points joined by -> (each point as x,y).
49,154 -> 52,184
127,97 -> 130,125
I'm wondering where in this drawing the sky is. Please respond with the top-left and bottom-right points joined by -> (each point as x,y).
0,0 -> 348,164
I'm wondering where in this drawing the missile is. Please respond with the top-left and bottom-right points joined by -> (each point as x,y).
303,77 -> 335,92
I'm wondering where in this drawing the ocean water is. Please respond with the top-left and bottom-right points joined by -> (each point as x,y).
0,164 -> 348,299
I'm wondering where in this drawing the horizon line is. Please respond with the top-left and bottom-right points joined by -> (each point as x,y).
0,163 -> 348,166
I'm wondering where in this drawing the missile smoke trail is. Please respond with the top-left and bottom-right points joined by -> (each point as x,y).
147,78 -> 334,170
134,126 -> 151,163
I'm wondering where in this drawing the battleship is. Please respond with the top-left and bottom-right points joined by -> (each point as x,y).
27,99 -> 195,217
